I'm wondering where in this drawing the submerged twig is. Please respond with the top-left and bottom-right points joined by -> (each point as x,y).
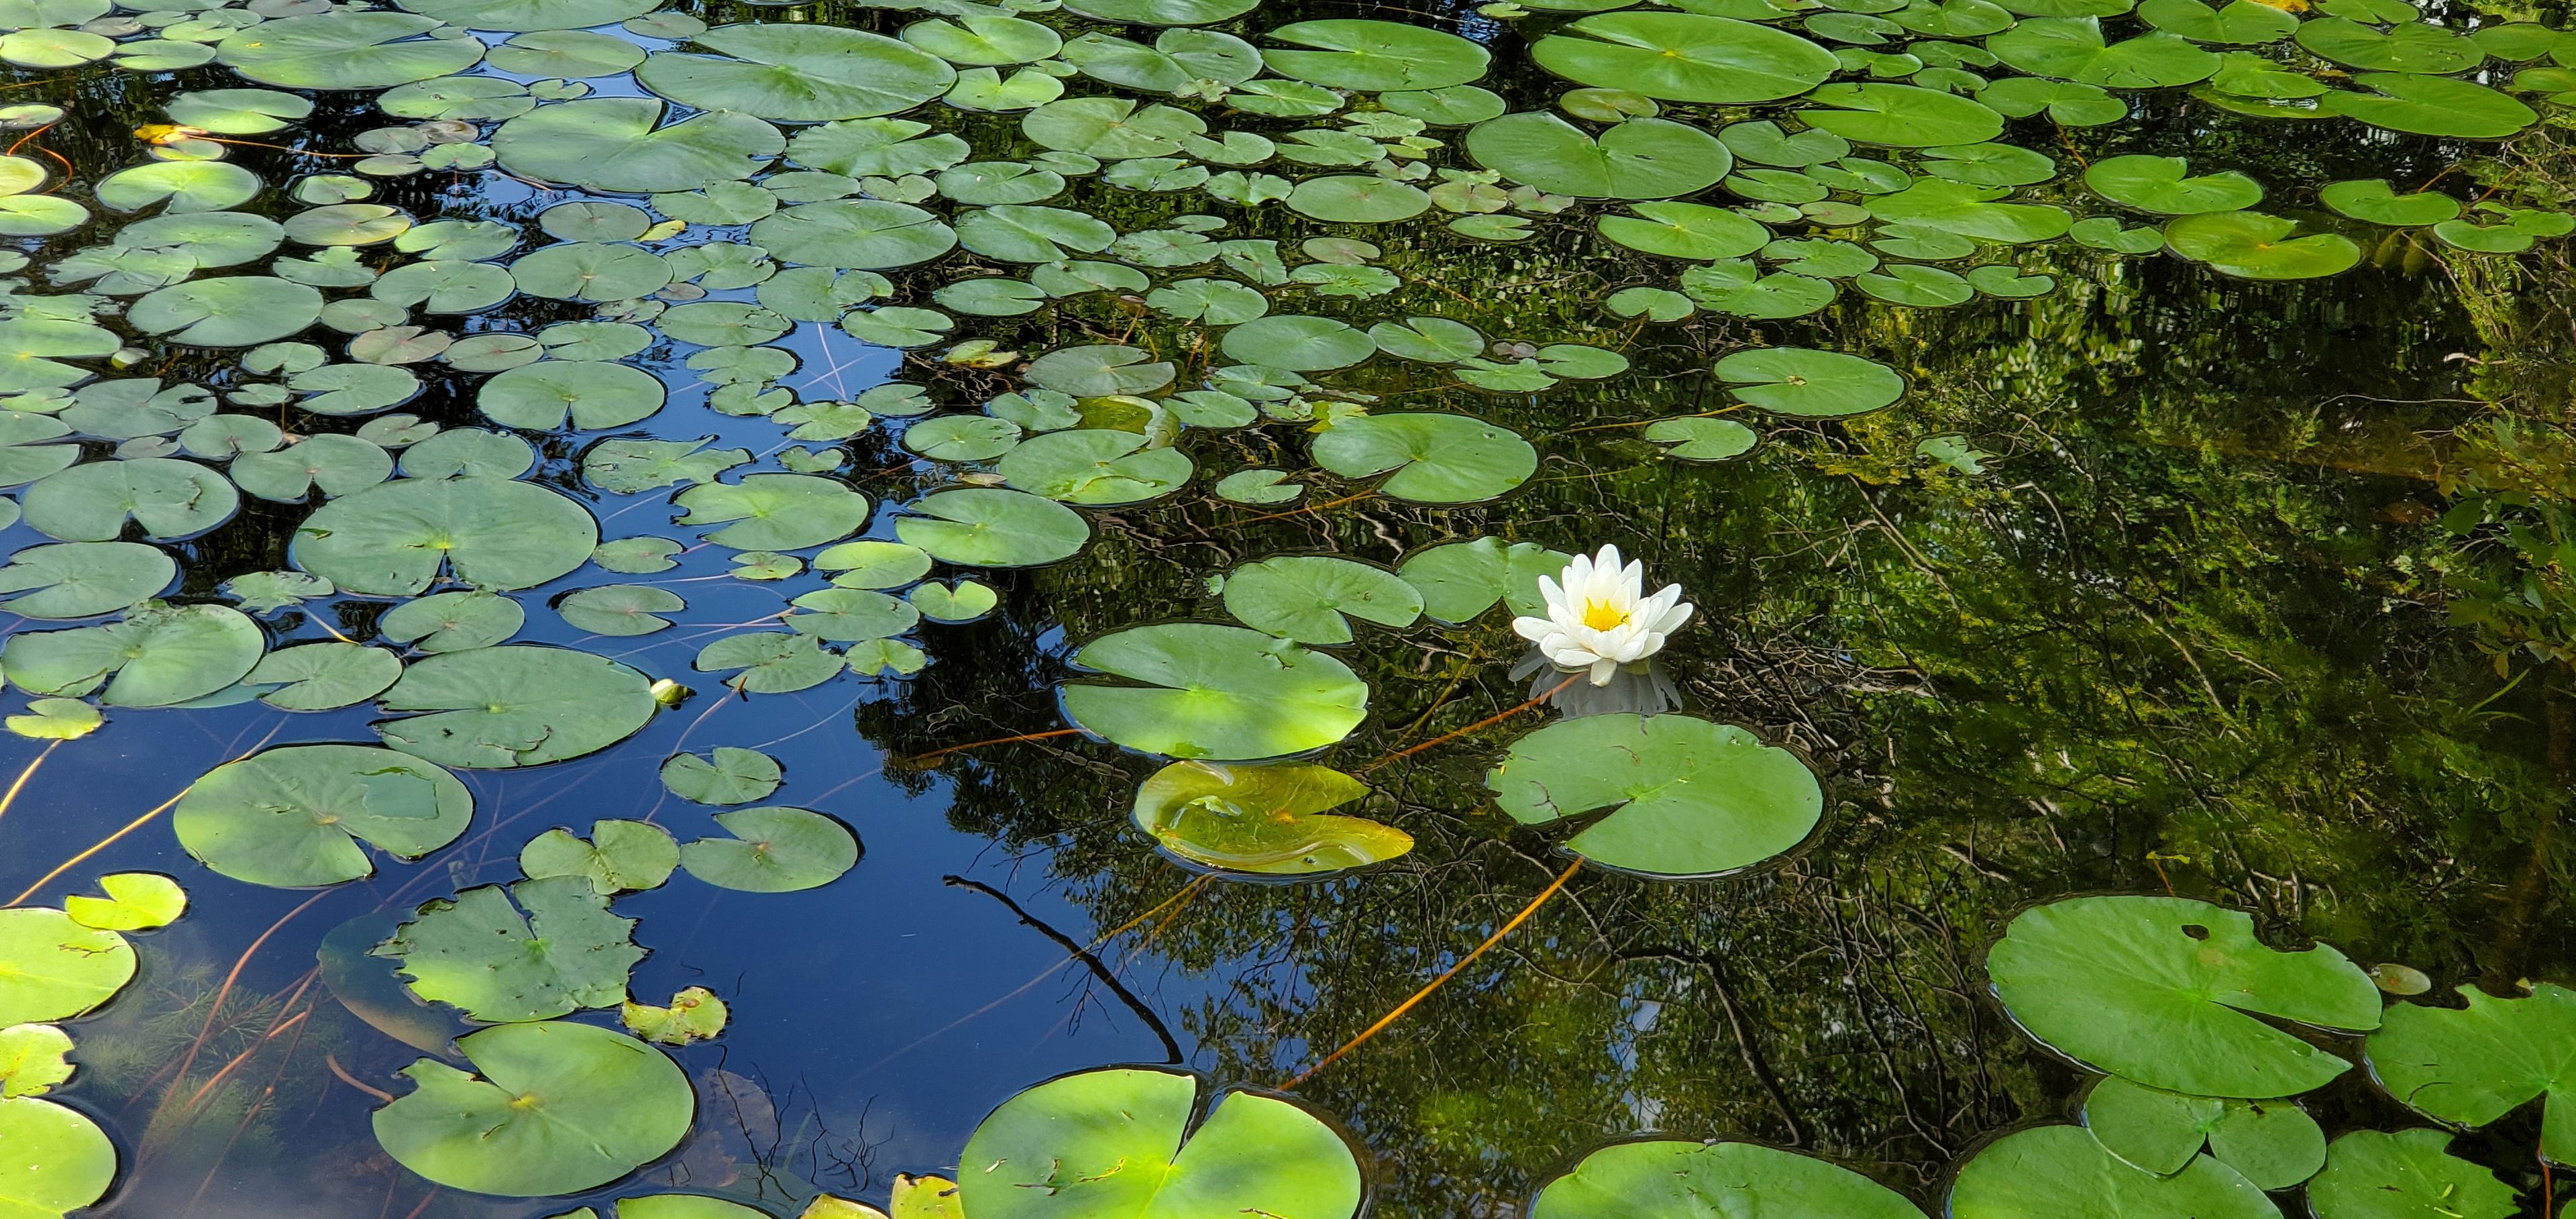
942,875 -> 1185,1063
1360,673 -> 1580,773
0,740 -> 60,825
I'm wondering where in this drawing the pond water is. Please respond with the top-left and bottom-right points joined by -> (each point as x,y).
0,0 -> 2572,1214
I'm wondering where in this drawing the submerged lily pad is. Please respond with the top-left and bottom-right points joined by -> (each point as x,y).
1063,623 -> 1370,761
1134,761 -> 1409,874
678,807 -> 860,892
1488,714 -> 1821,878
173,743 -> 474,887
376,645 -> 657,768
374,1020 -> 694,1197
957,1067 -> 1362,1219
1533,1141 -> 1930,1219
2366,983 -> 2576,1163
294,476 -> 598,595
381,876 -> 643,1022
1988,895 -> 2380,1098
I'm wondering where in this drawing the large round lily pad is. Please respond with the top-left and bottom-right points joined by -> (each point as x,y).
1311,414 -> 1536,504
293,476 -> 598,595
215,12 -> 485,89
957,1067 -> 1362,1219
494,99 -> 783,194
0,908 -> 133,1025
674,474 -> 871,549
2308,1130 -> 2518,1219
1487,713 -> 1821,877
2164,211 -> 2360,280
0,541 -> 174,618
1988,895 -> 2381,1098
1466,113 -> 1729,199
375,645 -> 657,768
1796,83 -> 2004,146
128,276 -> 324,346
1715,347 -> 1906,416
1223,555 -> 1421,644
5,602 -> 263,707
478,360 -> 666,431
636,25 -> 955,122
1261,19 -> 1488,91
1534,1141 -> 1930,1219
678,807 -> 859,892
394,0 -> 660,31
1949,1125 -> 2281,1219
895,487 -> 1089,566
1062,623 -> 1370,761
174,743 -> 473,887
1532,12 -> 1836,103
374,1020 -> 694,1197
0,1097 -> 116,1218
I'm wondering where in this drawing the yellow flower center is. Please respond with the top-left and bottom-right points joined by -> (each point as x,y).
1580,599 -> 1629,631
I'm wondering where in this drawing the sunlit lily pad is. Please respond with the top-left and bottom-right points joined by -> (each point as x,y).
381,876 -> 643,1022
1949,1126 -> 2279,1219
1988,895 -> 2380,1098
895,487 -> 1089,567
1988,17 -> 2220,87
1063,623 -> 1370,761
172,743 -> 473,887
1134,761 -> 1405,874
59,873 -> 184,934
245,641 -> 405,710
1397,537 -> 1572,623
2083,1077 -> 2326,1187
2086,154 -> 2262,214
1488,713 -> 1821,877
2307,1130 -> 2518,1219
129,276 -> 324,346
0,1023 -> 74,1097
1312,414 -> 1536,504
660,747 -> 782,806
6,602 -> 262,707
1466,113 -> 1729,199
494,99 -> 783,193
1224,555 -> 1421,643
750,199 -> 957,270
0,908 -> 133,1025
2365,983 -> 2576,1163
674,474 -> 870,550
957,1067 -> 1362,1219
1532,12 -> 1837,103
1715,347 -> 1905,416
1534,1141 -> 1930,1219
1262,19 -> 1489,91
480,361 -> 666,431
376,645 -> 657,768
0,1097 -> 115,1219
374,1020 -> 694,1197
678,807 -> 859,892
215,12 -> 486,89
1796,83 -> 2004,146
2164,211 -> 2360,280
0,542 -> 174,619
395,0 -> 659,30
294,476 -> 598,595
636,25 -> 954,122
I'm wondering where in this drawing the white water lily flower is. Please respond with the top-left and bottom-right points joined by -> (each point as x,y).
1511,545 -> 1693,686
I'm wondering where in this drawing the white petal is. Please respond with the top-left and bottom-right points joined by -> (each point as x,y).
1588,657 -> 1619,686
1648,600 -> 1694,633
1512,616 -> 1555,643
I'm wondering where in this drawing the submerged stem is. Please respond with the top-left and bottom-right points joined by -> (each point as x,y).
1279,857 -> 1582,1091
1361,673 -> 1581,774
896,727 -> 1084,768
0,740 -> 60,825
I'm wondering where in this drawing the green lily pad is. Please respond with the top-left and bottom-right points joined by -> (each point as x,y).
674,474 -> 871,550
557,584 -> 684,635
4,699 -> 98,742
479,361 -> 666,431
293,476 -> 597,595
661,747 -> 783,806
1064,28 -> 1261,93
1285,175 -> 1432,223
696,631 -> 844,693
215,12 -> 485,89
997,429 -> 1192,505
622,988 -> 727,1047
1222,315 -> 1375,372
0,542 -> 174,619
2307,1130 -> 2518,1219
1598,201 -> 1772,258
1133,761 -> 1409,875
678,807 -> 859,892
2294,17 -> 2479,72
1796,83 -> 2004,145
0,908 -> 132,1024
905,14 -> 1061,64
1487,713 -> 1821,877
511,242 -> 674,302
1312,414 -> 1536,503
0,1023 -> 74,1097
896,487 -> 1089,566
244,641 -> 404,710
637,25 -> 953,122
956,204 -> 1116,263
95,160 -> 260,214
786,587 -> 917,641
394,0 -> 659,30
1063,0 -> 1256,22
2086,154 -> 2263,214
379,590 -> 524,653
128,276 -> 324,347
957,1067 -> 1362,1219
1532,12 -> 1837,102
374,1021 -> 693,1197
60,872 -> 184,933
376,645 -> 657,768
0,1097 -> 115,1218
1397,537 -> 1572,623
2320,179 -> 2460,226
172,743 -> 473,887
2320,73 -> 2536,139
1646,416 -> 1760,460
1533,1141 -> 1929,1219
1466,113 -> 1729,199
2365,983 -> 2576,1163
1063,622 -> 1370,761
522,820 -> 678,897
493,99 -> 783,193
1715,347 -> 1905,416
1949,1125 -> 2281,1219
1223,555 -> 1421,643
1989,17 -> 2220,87
2084,1077 -> 2326,1187
5,602 -> 262,706
909,579 -> 997,623
2165,211 -> 2361,280
0,316 -> 119,394
2137,0 -> 2296,43
1988,894 -> 2381,1098
585,437 -> 747,494
1262,18 -> 1489,91
1025,345 -> 1175,396
380,876 -> 641,1022
749,199 -> 956,270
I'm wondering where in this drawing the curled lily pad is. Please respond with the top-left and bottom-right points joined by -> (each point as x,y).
1134,761 -> 1409,875
1488,713 -> 1821,877
373,1021 -> 694,1197
623,988 -> 728,1046
376,645 -> 657,768
294,476 -> 598,595
636,25 -> 955,122
0,908 -> 133,1024
957,1067 -> 1361,1219
380,876 -> 643,1022
1532,12 -> 1836,102
1311,414 -> 1536,503
5,603 -> 263,706
1534,1141 -> 1930,1219
173,743 -> 473,887
1989,895 -> 2381,1098
1063,623 -> 1370,761
678,807 -> 859,892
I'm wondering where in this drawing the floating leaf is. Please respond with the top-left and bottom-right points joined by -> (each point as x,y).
95,160 -> 260,214
696,631 -> 845,693
636,25 -> 954,122
1989,895 -> 2380,1097
246,642 -> 404,710
494,98 -> 782,193
0,1097 -> 115,1218
2084,1077 -> 2326,1187
380,590 -> 524,653
61,873 -> 184,933
1262,18 -> 1489,91
380,876 -> 643,1022
2366,983 -> 2576,1162
294,476 -> 598,595
1949,1126 -> 2280,1219
1224,555 -> 1421,643
957,1067 -> 1361,1219
2320,73 -> 2536,139
1796,83 -> 2005,146
1064,623 -> 1369,761
374,1021 -> 694,1197
128,276 -> 325,347
896,488 -> 1089,566
1598,201 -> 1771,259
2307,1130 -> 2518,1219
3,699 -> 98,741
2087,154 -> 2262,214
623,986 -> 727,1045
1532,12 -> 1836,102
1988,17 -> 2221,87
750,199 -> 956,270
480,361 -> 666,431
1534,1141 -> 1930,1219
215,12 -> 485,89
0,1024 -> 74,1098
1397,538 -> 1572,623
5,603 -> 263,707
678,807 -> 859,892
1133,761 -> 1408,874
675,474 -> 871,550
1466,113 -> 1729,199
1715,347 -> 1905,416
2165,211 -> 2361,280
0,542 -> 174,619
661,747 -> 782,806
2320,179 -> 2460,226
173,743 -> 474,887
1488,713 -> 1820,877
557,584 -> 685,636
0,909 -> 132,1025
1312,414 -> 1536,503
376,646 -> 658,769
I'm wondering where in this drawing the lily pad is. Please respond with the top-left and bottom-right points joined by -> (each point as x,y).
2319,179 -> 2460,226
1795,83 -> 2004,146
245,642 -> 405,710
294,476 -> 598,595
1989,17 -> 2220,87
557,584 -> 684,636
1285,175 -> 1432,223
1262,19 -> 1489,91
1532,12 -> 1837,103
374,1020 -> 694,1196
172,743 -> 473,887
2083,1077 -> 2326,1187
1311,414 -> 1536,503
2165,211 -> 2361,280
479,361 -> 667,431
379,590 -> 523,653
60,873 -> 184,933
1988,894 -> 2381,1098
1222,315 -> 1374,372
957,1067 -> 1361,1219
896,487 -> 1089,566
5,603 -> 262,706
394,0 -> 660,31
1397,537 -> 1572,623
0,908 -> 133,1024
1949,1126 -> 2280,1219
1134,761 -> 1409,875
661,747 -> 783,806
749,199 -> 956,270
1063,623 -> 1371,761
675,474 -> 871,550
0,1097 -> 115,1218
376,645 -> 657,768
1466,113 -> 1729,199
637,25 -> 954,122
0,542 -> 174,619
1487,713 -> 1821,877
1223,555 -> 1421,643
380,876 -> 643,1022
215,12 -> 485,89
2307,1130 -> 2518,1219
678,807 -> 859,892
1533,1141 -> 1930,1219
493,98 -> 783,193
1598,201 -> 1772,258
2320,73 -> 2536,139
128,276 -> 324,347
2086,154 -> 2262,214
2365,983 -> 2576,1163
1715,347 -> 1905,416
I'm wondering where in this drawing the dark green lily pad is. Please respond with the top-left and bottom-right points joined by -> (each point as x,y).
2308,1130 -> 2518,1219
2165,211 -> 2361,280
1312,414 -> 1536,503
1466,113 -> 1729,199
1224,555 -> 1421,643
2365,983 -> 2576,1163
1532,11 -> 1837,102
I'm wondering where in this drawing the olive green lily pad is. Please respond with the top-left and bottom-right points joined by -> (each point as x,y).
376,646 -> 657,768
215,13 -> 485,90
1063,623 -> 1370,761
896,487 -> 1089,567
1487,713 -> 1821,877
678,807 -> 859,892
1988,894 -> 2381,1098
2319,179 -> 2460,226
172,743 -> 473,887
1134,761 -> 1409,875
244,641 -> 405,710
374,1021 -> 693,1197
1312,414 -> 1536,504
2165,211 -> 2361,280
1715,347 -> 1905,416
1532,12 -> 1837,103
636,25 -> 954,122
0,542 -> 174,619
957,1067 -> 1361,1219
1262,18 -> 1489,91
1533,1141 -> 1930,1219
2307,1130 -> 2518,1219
1223,555 -> 1421,643
0,908 -> 133,1024
494,99 -> 783,193
380,876 -> 642,1022
5,603 -> 262,706
674,474 -> 871,550
1466,113 -> 1729,199
661,747 -> 782,806
2086,154 -> 2262,214
293,476 -> 598,595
